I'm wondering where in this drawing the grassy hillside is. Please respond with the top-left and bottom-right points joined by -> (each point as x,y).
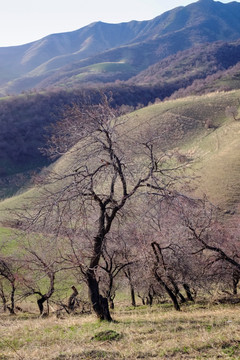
0,89 -> 240,225
55,62 -> 137,87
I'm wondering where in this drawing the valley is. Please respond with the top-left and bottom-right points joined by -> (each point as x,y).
0,1 -> 240,358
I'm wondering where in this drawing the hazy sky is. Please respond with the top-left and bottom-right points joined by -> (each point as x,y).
0,0 -> 235,47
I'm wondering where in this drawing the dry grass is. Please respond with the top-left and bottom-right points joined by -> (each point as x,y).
0,302 -> 240,359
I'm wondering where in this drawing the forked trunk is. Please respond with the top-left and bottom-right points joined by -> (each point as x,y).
183,283 -> 194,302
37,273 -> 55,316
154,271 -> 181,311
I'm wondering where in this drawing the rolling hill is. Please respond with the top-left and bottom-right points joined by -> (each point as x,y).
1,89 -> 240,225
1,0 -> 240,94
2,36 -> 240,199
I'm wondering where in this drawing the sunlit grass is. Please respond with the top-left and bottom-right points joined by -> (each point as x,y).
0,302 -> 240,359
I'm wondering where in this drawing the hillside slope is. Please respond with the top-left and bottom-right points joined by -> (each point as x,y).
127,40 -> 240,87
1,90 -> 239,224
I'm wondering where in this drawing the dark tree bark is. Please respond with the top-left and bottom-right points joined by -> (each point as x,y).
37,296 -> 47,315
86,268 -> 112,321
169,276 -> 186,303
233,271 -> 240,295
146,290 -> 154,306
9,282 -> 16,314
183,283 -> 194,301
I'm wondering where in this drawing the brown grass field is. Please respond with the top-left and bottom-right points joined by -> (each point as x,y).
0,300 -> 240,360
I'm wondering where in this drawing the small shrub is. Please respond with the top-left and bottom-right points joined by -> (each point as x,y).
92,330 -> 122,341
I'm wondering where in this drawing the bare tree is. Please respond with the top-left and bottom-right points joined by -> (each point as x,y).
0,257 -> 18,314
17,92 -> 188,320
20,95 -> 177,321
19,234 -> 65,316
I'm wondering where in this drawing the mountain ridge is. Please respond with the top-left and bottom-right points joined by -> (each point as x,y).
1,0 -> 240,94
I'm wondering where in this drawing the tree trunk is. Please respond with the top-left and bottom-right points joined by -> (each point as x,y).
0,284 -> 7,312
2,296 -> 7,312
151,242 -> 180,311
169,277 -> 186,303
86,268 -> 112,321
37,272 -> 55,316
8,282 -> 16,314
130,284 -> 136,307
37,296 -> 47,315
106,274 -> 115,310
147,291 -> 153,306
233,271 -> 239,295
109,298 -> 114,310
87,231 -> 112,321
183,283 -> 194,302
178,292 -> 186,303
154,271 -> 180,311
124,268 -> 136,307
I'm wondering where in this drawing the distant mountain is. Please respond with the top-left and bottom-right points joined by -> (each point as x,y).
1,0 -> 240,94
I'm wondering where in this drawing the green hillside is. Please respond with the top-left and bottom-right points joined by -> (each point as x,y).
0,89 -> 239,225
57,62 -> 136,87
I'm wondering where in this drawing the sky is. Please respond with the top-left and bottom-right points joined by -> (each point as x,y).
0,0 -> 234,47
